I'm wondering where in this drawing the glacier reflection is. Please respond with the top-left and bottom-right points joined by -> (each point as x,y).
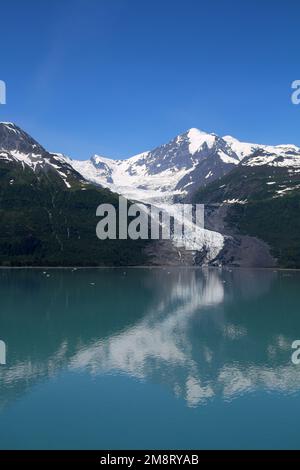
0,268 -> 300,408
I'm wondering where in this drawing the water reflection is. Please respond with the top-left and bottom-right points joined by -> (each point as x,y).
0,267 -> 299,408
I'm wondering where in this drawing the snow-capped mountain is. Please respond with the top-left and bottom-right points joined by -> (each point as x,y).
0,122 -> 84,188
69,127 -> 300,265
1,121 -> 300,267
241,143 -> 300,168
71,128 -> 243,205
223,135 -> 300,166
70,128 -> 300,206
2,122 -> 299,203
0,122 -> 151,267
0,121 -> 46,156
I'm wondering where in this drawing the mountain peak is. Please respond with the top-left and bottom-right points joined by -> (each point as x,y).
186,127 -> 216,155
0,121 -> 16,127
187,127 -> 210,135
0,121 -> 23,136
0,122 -> 45,155
222,134 -> 238,143
222,135 -> 259,160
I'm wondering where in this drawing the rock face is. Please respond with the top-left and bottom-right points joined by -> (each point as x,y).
0,122 -> 46,155
70,128 -> 242,205
69,127 -> 300,206
0,121 -> 300,267
0,122 -> 86,187
193,164 -> 300,268
0,122 -> 150,266
69,126 -> 300,267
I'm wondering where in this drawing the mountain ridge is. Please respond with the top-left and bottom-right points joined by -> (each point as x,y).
0,121 -> 300,267
68,126 -> 300,206
0,122 -> 151,266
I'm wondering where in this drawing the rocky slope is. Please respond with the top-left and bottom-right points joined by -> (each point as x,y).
1,122 -> 300,267
0,123 -> 150,266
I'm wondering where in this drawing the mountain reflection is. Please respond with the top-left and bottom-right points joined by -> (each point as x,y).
0,268 -> 300,408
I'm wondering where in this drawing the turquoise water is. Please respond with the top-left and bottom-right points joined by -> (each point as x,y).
0,267 -> 300,449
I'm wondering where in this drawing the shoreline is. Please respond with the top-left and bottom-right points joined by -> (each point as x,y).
0,265 -> 299,272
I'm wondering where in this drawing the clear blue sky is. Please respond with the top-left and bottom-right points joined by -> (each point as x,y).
0,0 -> 299,159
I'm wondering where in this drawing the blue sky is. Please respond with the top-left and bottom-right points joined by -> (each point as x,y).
0,0 -> 299,159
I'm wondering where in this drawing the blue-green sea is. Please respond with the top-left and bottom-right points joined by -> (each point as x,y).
0,267 -> 299,449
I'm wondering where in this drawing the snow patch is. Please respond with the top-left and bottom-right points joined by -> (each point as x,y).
224,199 -> 248,204
188,128 -> 216,155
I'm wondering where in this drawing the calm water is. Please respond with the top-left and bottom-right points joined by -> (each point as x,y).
0,267 -> 300,449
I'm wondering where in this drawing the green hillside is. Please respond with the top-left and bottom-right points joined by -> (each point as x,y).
0,160 -> 150,266
193,165 -> 300,268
